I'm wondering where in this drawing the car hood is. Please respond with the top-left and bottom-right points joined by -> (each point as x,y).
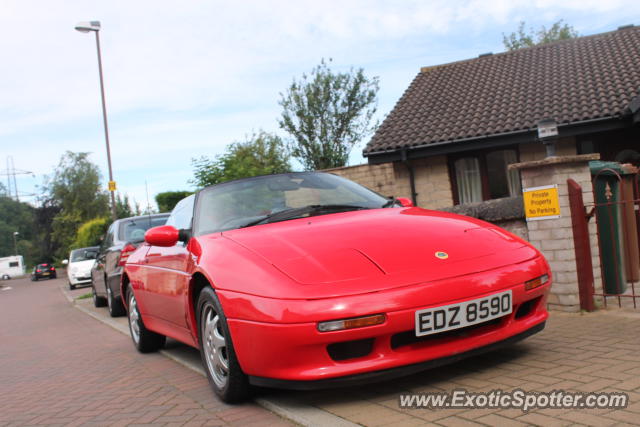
69,259 -> 95,274
223,207 -> 534,288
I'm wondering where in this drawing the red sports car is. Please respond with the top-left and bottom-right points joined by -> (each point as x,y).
122,172 -> 550,402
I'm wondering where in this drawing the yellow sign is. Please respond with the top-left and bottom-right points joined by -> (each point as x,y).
523,185 -> 560,220
108,181 -> 117,192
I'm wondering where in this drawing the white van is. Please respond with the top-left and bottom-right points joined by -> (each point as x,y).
0,255 -> 26,280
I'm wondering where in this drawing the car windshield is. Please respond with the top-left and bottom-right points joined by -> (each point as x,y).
120,216 -> 169,242
37,264 -> 49,268
195,172 -> 389,235
70,248 -> 98,262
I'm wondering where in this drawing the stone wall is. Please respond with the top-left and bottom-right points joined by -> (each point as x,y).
510,154 -> 602,312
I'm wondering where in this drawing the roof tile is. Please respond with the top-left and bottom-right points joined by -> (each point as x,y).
365,26 -> 640,155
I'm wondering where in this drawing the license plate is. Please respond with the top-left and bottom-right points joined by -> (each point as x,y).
42,272 -> 50,276
415,290 -> 512,337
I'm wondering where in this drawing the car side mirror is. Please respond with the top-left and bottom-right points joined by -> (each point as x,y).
62,259 -> 68,265
145,225 -> 180,247
397,197 -> 414,207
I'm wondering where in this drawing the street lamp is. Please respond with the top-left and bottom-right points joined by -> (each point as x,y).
12,232 -> 18,256
75,20 -> 117,221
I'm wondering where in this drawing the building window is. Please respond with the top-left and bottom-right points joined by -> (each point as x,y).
450,148 -> 521,205
454,157 -> 482,204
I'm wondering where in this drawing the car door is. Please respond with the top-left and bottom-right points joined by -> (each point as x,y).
142,195 -> 196,329
92,223 -> 116,296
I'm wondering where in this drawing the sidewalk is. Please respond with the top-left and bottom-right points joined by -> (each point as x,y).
64,284 -> 640,427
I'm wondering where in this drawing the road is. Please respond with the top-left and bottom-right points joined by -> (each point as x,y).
0,275 -> 293,427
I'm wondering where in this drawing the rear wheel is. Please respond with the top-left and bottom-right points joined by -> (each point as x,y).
107,285 -> 126,317
197,287 -> 250,403
127,286 -> 165,353
92,285 -> 107,307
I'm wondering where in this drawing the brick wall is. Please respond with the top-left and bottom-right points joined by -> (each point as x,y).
328,157 -> 454,209
519,137 -> 577,162
511,154 -> 602,312
326,163 -> 396,198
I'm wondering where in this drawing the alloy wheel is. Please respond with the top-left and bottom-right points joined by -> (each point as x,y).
128,293 -> 141,344
202,304 -> 229,389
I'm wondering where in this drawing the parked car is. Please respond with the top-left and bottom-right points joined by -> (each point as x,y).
31,263 -> 57,281
122,172 -> 551,403
91,213 -> 169,317
63,246 -> 99,290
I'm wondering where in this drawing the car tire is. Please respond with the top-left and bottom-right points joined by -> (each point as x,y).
197,286 -> 250,403
127,285 -> 166,353
69,282 -> 76,290
92,285 -> 107,307
107,285 -> 126,317
31,276 -> 37,281
1,274 -> 9,280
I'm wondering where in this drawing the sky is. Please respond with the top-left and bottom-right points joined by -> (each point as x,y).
1,0 -> 639,211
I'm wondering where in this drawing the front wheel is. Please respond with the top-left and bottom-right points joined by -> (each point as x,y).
69,282 -> 76,290
197,287 -> 250,403
127,286 -> 165,353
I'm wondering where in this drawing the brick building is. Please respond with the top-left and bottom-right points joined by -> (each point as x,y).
332,25 -> 640,211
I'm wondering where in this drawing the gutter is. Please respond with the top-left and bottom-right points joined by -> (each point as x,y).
364,115 -> 630,160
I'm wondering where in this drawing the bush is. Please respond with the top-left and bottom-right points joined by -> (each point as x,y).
72,217 -> 110,249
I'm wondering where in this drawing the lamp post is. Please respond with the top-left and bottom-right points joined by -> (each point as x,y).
12,232 -> 18,256
75,20 -> 117,221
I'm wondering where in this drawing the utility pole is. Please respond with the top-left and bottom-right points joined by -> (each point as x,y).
0,157 -> 34,201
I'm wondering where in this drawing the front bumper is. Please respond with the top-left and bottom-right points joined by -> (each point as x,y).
249,321 -> 545,390
221,256 -> 550,386
68,275 -> 92,286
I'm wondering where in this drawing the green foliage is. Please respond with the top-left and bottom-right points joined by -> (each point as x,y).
0,193 -> 38,265
45,151 -> 110,258
115,193 -> 141,218
72,217 -> 110,249
278,58 -> 379,170
503,20 -> 579,51
191,131 -> 291,188
155,191 -> 194,212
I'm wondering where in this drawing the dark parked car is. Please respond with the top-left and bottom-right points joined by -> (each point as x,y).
91,213 -> 169,317
31,263 -> 57,281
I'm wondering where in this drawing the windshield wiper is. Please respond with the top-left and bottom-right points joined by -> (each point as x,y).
381,197 -> 400,208
240,204 -> 370,228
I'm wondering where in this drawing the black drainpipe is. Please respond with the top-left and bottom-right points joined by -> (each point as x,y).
401,149 -> 418,206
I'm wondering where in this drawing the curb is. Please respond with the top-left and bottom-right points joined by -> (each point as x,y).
59,284 -> 359,427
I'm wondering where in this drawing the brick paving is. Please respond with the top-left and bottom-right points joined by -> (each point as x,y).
7,274 -> 639,427
279,309 -> 640,426
0,277 -> 293,427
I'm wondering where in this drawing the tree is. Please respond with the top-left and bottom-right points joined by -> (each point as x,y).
71,217 -> 110,249
155,191 -> 194,212
278,59 -> 379,170
191,131 -> 291,188
44,151 -> 109,259
115,193 -> 140,218
503,20 -> 579,51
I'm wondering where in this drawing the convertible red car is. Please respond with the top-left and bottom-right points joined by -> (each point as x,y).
122,172 -> 550,402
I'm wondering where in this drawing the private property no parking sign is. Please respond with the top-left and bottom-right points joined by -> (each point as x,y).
523,184 -> 561,221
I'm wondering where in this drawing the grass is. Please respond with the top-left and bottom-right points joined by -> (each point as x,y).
76,292 -> 92,300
